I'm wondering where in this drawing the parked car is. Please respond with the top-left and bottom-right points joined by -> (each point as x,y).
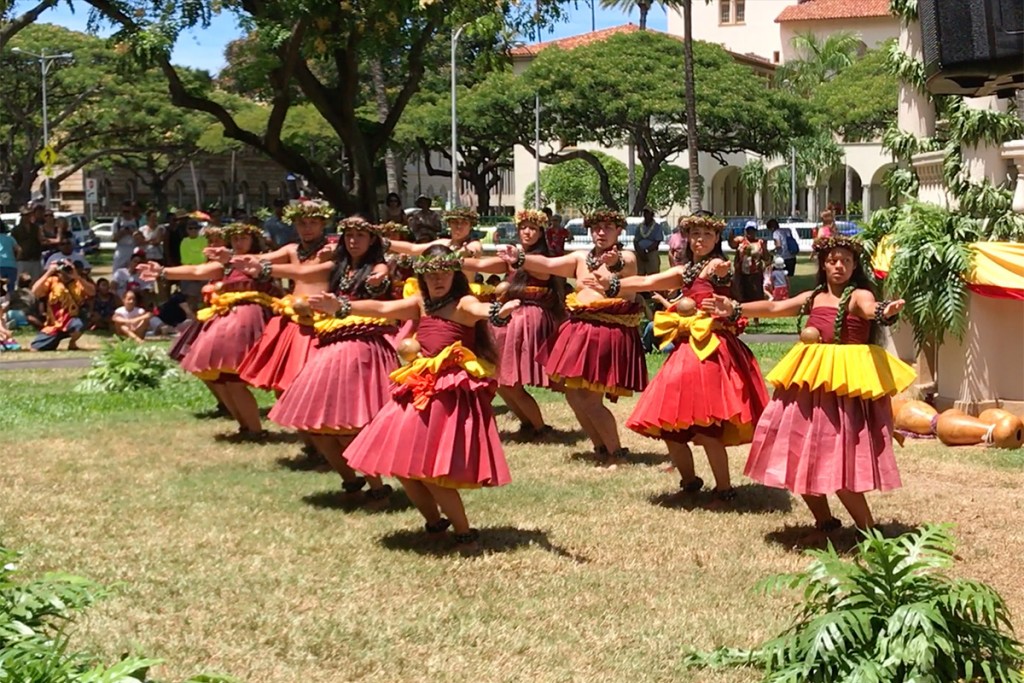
721,218 -> 860,253
493,221 -> 517,245
0,211 -> 98,254
91,221 -> 114,246
562,216 -> 670,251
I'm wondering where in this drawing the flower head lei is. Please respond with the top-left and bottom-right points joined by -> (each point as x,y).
283,199 -> 335,222
515,209 -> 549,228
379,221 -> 410,235
812,234 -> 864,256
337,216 -> 382,235
413,251 -> 464,275
680,215 -> 725,233
222,223 -> 263,240
443,207 -> 479,225
584,209 -> 626,231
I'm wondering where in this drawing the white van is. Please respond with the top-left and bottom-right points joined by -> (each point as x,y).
0,211 -> 99,254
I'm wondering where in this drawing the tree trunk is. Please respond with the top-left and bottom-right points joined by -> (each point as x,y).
369,58 -> 401,195
682,0 -> 702,213
638,2 -> 650,30
472,174 -> 491,214
148,177 -> 168,213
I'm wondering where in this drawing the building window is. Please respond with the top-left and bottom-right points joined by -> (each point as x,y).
773,50 -> 780,64
719,0 -> 745,24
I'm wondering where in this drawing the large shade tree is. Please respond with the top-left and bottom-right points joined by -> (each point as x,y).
519,31 -> 806,213
0,0 -> 60,49
84,0 -> 566,218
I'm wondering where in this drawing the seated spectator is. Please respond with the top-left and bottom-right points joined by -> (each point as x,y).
111,251 -> 154,299
0,221 -> 20,286
43,235 -> 91,273
87,278 -> 121,331
0,277 -> 20,351
6,273 -> 44,330
30,258 -> 95,351
153,287 -> 195,332
112,290 -> 156,343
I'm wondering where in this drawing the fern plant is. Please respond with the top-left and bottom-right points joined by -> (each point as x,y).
684,525 -> 1024,682
76,340 -> 178,393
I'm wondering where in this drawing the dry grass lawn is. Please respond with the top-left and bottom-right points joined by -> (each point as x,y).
1,364 -> 1022,683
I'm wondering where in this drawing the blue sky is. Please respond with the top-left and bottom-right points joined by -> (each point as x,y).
39,3 -> 667,74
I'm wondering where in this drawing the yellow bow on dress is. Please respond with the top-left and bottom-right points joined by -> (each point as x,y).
652,310 -> 720,361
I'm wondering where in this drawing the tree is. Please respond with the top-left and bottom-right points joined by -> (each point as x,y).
396,70 -> 528,213
678,0 -> 707,213
0,0 -> 60,50
520,31 -> 805,213
1,23 -> 199,208
738,159 -> 766,218
776,30 -> 861,98
599,0 -> 653,30
811,44 -> 898,142
84,0 -> 566,217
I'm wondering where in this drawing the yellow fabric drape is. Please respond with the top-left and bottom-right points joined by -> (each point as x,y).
196,291 -> 276,322
271,294 -> 328,326
766,342 -> 916,400
313,314 -> 396,337
565,293 -> 643,327
874,239 -> 1024,296
390,341 -> 494,411
651,310 -> 720,361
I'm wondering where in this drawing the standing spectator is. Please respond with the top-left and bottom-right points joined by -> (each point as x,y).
667,217 -> 689,267
6,273 -> 43,330
30,258 -> 95,351
12,206 -> 43,280
43,235 -> 91,273
111,251 -> 153,299
770,218 -> 798,277
734,221 -> 770,303
816,209 -> 836,239
633,207 -> 664,276
136,209 -> 166,263
382,192 -> 407,224
112,290 -> 155,342
177,220 -> 208,304
262,199 -> 297,248
768,256 -> 790,301
39,210 -> 63,259
407,194 -> 441,243
87,277 -> 120,331
545,214 -> 570,256
0,221 -> 20,286
111,200 -> 140,270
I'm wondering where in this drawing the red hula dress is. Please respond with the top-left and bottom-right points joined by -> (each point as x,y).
492,274 -> 560,388
744,306 -> 916,495
345,316 -> 511,489
268,287 -> 399,435
627,277 -> 769,445
170,281 -> 221,364
237,295 -> 321,393
543,292 -> 648,399
179,268 -> 277,382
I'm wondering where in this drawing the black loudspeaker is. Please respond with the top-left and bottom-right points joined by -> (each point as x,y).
918,0 -> 1024,97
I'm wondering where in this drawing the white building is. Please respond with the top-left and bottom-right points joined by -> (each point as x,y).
506,0 -> 904,221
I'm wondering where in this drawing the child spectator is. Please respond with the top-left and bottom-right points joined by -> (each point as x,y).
112,290 -> 156,343
111,251 -> 154,299
87,278 -> 121,331
769,256 -> 790,301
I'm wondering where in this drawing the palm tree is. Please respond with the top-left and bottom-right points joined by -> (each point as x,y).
776,30 -> 861,98
673,0 -> 707,212
599,0 -> 655,30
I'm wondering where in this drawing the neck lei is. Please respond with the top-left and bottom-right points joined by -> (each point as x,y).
680,256 -> 712,289
424,292 -> 458,314
638,221 -> 657,240
586,244 -> 624,272
297,235 -> 328,262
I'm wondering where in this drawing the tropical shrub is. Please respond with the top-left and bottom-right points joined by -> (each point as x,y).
684,525 -> 1024,682
76,340 -> 178,393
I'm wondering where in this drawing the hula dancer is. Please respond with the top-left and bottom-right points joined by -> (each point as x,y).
247,217 -> 397,503
704,235 -> 912,532
234,199 -> 334,394
588,215 -> 769,500
139,223 -> 278,438
500,209 -> 647,467
319,245 -> 518,549
463,209 -> 564,437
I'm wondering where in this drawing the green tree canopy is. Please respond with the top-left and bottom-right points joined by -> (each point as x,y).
519,31 -> 807,213
810,43 -> 899,142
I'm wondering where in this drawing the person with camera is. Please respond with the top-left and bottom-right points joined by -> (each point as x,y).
29,258 -> 95,351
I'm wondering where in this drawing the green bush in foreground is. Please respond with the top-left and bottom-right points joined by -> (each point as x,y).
0,546 -> 234,683
76,341 -> 178,393
684,525 -> 1024,682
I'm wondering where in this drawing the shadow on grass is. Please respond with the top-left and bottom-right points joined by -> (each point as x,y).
212,430 -> 300,445
567,449 -> 669,468
378,525 -> 590,562
501,426 -> 588,445
276,448 -> 331,472
649,483 -> 793,515
764,519 -> 919,554
301,487 -> 414,514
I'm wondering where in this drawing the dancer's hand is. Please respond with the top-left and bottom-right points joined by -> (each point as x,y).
586,270 -> 612,291
231,258 -> 262,278
317,243 -> 335,262
883,298 -> 905,318
600,247 -> 621,267
203,246 -> 233,264
366,270 -> 387,287
701,294 -> 735,317
136,261 -> 162,282
711,259 -> 731,278
498,245 -> 519,265
308,293 -> 340,315
497,299 -> 521,319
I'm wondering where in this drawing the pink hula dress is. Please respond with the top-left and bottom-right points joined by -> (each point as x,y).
179,268 -> 276,382
492,274 -> 560,388
268,288 -> 399,435
345,316 -> 511,489
627,278 -> 769,445
744,306 -> 916,495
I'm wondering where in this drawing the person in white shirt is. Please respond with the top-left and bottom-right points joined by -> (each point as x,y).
112,290 -> 158,342
135,209 -> 166,263
111,201 -> 140,270
42,236 -> 91,273
111,251 -> 154,299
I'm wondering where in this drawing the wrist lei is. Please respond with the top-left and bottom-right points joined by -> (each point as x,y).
333,294 -> 352,319
605,274 -> 621,298
727,300 -> 742,323
513,247 -> 527,269
874,300 -> 898,326
364,276 -> 391,297
488,300 -> 511,327
257,259 -> 273,282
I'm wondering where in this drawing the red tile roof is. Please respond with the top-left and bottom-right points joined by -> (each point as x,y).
776,0 -> 892,23
510,23 -> 641,57
509,23 -> 775,69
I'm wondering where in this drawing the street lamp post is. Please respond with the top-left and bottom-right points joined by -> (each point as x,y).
12,47 -> 73,208
450,23 -> 471,210
790,145 -> 797,218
